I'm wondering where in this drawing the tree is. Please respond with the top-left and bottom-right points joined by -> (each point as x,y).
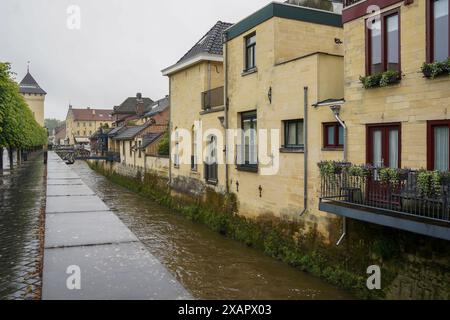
0,62 -> 47,168
157,130 -> 170,156
45,118 -> 64,134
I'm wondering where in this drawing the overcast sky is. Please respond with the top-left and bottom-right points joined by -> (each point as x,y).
0,0 -> 269,120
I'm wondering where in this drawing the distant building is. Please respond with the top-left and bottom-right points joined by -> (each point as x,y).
65,106 -> 114,146
19,69 -> 46,127
54,124 -> 66,146
112,93 -> 154,127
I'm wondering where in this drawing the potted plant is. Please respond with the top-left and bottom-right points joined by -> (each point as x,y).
380,70 -> 401,87
421,58 -> 450,79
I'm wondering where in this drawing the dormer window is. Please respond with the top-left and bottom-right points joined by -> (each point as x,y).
366,9 -> 400,75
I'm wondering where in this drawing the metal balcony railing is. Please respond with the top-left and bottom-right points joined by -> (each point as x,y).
320,162 -> 450,224
343,0 -> 364,7
201,86 -> 224,110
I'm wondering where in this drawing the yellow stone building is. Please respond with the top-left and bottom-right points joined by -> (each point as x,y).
162,21 -> 233,193
65,106 -> 114,146
224,2 -> 344,236
317,0 -> 450,242
19,70 -> 46,127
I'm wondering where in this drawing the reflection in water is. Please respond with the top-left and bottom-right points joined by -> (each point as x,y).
0,152 -> 44,299
73,161 -> 353,300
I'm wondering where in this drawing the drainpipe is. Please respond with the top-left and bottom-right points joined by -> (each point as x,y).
168,78 -> 173,186
224,33 -> 230,194
330,105 -> 347,246
299,87 -> 309,216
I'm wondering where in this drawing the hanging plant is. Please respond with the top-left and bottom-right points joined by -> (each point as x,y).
347,165 -> 370,178
417,170 -> 442,198
421,58 -> 450,79
380,70 -> 402,87
318,161 -> 343,177
360,70 -> 401,89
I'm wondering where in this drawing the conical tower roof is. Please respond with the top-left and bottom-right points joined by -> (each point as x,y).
19,71 -> 47,95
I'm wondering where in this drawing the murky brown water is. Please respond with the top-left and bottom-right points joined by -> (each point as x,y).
72,161 -> 353,300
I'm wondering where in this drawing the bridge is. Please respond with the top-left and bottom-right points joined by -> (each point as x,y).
54,147 -> 120,164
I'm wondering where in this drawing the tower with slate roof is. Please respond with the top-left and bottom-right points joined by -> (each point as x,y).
19,64 -> 46,127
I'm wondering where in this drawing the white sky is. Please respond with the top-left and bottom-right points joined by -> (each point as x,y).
0,0 -> 270,120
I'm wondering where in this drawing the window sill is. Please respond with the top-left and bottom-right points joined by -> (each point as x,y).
200,106 -> 225,115
206,179 -> 218,186
241,67 -> 258,77
322,147 -> 344,152
236,165 -> 258,173
280,147 -> 304,154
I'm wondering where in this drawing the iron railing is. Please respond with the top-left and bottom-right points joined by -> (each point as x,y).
343,0 -> 364,7
201,86 -> 224,110
320,164 -> 450,224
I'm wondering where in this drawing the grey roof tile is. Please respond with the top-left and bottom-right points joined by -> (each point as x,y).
113,124 -> 150,141
144,96 -> 170,118
177,21 -> 233,64
19,72 -> 47,95
141,132 -> 164,149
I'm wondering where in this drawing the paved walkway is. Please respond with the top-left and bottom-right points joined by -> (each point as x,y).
43,152 -> 191,300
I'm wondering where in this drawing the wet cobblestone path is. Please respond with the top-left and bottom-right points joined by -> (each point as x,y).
0,151 -> 45,300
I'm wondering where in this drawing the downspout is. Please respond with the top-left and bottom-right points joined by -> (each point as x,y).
330,105 -> 347,246
168,78 -> 173,186
224,33 -> 230,193
299,87 -> 308,216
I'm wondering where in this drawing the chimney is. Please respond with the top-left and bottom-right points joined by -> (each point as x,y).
136,93 -> 145,116
92,109 -> 96,115
69,104 -> 72,110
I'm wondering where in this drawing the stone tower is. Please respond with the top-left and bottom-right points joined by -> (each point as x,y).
19,69 -> 46,127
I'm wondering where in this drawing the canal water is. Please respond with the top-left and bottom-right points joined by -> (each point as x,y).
72,161 -> 353,300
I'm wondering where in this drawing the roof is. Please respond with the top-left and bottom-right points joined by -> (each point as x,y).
108,126 -> 127,137
162,21 -> 233,76
177,21 -> 233,64
224,2 -> 342,42
313,98 -> 345,107
144,96 -> 170,118
140,132 -> 164,149
19,71 -> 47,95
113,96 -> 154,115
70,108 -> 114,121
113,123 -> 151,141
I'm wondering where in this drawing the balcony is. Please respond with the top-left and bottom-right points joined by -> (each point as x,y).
343,0 -> 364,7
201,86 -> 224,110
319,162 -> 450,240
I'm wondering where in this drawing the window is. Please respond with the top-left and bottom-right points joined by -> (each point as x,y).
428,120 -> 450,171
191,127 -> 198,171
205,135 -> 218,184
323,123 -> 344,149
129,141 -> 132,157
77,131 -> 80,136
122,141 -> 125,157
245,33 -> 256,71
77,122 -> 80,127
366,9 -> 400,75
428,0 -> 449,62
284,120 -> 304,148
238,111 -> 258,170
367,124 -> 401,168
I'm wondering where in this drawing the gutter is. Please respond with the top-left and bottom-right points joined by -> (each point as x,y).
330,104 -> 348,246
224,33 -> 230,194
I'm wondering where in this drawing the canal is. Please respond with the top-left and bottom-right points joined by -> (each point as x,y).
72,161 -> 353,300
